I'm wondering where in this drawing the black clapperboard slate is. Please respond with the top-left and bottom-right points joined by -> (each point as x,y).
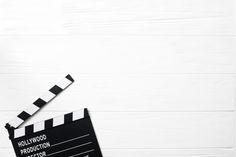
5,75 -> 103,157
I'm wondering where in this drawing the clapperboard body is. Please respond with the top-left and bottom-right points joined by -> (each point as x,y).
5,75 -> 103,157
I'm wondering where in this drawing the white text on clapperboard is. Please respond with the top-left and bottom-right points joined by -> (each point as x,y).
17,134 -> 50,157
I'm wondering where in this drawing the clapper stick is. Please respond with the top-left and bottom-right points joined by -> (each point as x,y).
5,74 -> 74,130
5,74 -> 103,157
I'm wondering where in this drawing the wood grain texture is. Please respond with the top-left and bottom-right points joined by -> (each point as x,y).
0,74 -> 235,111
0,0 -> 235,156
0,36 -> 235,74
0,0 -> 234,35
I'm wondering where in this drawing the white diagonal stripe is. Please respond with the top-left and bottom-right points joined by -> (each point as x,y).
53,115 -> 64,127
9,117 -> 24,129
34,121 -> 45,132
14,127 -> 25,138
73,109 -> 84,121
6,75 -> 74,131
25,104 -> 40,115
57,77 -> 72,89
40,91 -> 55,102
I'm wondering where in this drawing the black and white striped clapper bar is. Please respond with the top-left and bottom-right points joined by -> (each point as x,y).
5,74 -> 103,157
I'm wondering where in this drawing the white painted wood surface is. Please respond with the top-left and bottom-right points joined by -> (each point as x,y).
0,0 -> 235,156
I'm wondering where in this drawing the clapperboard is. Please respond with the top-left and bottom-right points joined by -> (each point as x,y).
5,74 -> 103,157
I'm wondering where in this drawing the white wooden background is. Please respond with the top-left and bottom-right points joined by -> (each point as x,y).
0,0 -> 235,156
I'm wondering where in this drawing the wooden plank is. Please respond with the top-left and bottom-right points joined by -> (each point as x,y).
0,0 -> 234,35
0,36 -> 235,74
61,0 -> 234,36
0,148 -> 234,157
0,111 -> 234,148
0,74 -> 235,111
102,149 -> 235,157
